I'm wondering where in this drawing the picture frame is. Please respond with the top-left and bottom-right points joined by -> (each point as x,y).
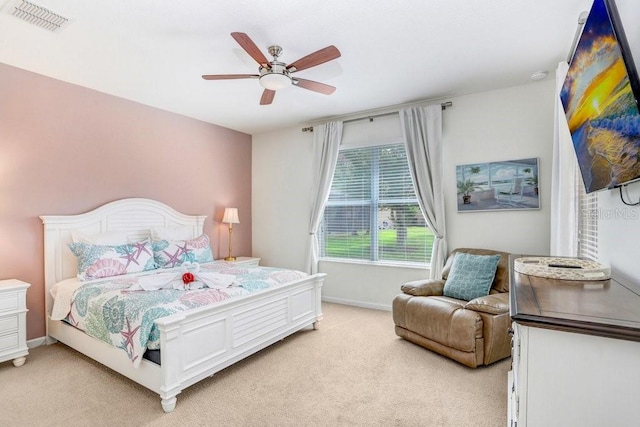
456,157 -> 540,212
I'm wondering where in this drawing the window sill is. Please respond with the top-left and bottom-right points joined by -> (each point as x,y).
319,257 -> 430,270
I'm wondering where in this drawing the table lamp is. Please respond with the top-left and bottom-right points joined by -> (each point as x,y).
222,208 -> 239,261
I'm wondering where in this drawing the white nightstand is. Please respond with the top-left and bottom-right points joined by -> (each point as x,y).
0,279 -> 30,367
217,257 -> 261,267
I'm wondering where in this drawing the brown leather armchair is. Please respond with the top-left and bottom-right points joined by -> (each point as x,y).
392,248 -> 511,368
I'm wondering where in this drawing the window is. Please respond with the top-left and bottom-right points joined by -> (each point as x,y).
319,143 -> 433,264
576,170 -> 598,260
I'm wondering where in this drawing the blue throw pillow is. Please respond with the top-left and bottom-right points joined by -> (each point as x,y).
443,252 -> 501,301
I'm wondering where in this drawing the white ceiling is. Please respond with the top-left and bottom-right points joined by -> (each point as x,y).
1,0 -> 635,135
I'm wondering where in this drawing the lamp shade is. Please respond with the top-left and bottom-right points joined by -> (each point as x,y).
222,208 -> 239,224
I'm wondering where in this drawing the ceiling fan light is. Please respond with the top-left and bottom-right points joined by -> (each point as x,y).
259,73 -> 291,90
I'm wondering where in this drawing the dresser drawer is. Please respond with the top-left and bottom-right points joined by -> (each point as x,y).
0,316 -> 18,334
0,293 -> 19,313
0,331 -> 18,350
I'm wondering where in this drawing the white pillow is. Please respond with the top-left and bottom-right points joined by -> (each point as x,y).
70,230 -> 130,245
150,226 -> 194,241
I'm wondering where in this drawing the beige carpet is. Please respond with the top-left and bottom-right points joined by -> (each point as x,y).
0,303 -> 509,426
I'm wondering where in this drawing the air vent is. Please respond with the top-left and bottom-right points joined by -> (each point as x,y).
3,0 -> 71,32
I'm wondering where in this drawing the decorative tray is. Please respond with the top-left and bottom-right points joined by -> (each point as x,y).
513,257 -> 611,281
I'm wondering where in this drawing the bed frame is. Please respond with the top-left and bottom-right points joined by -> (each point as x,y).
40,198 -> 324,412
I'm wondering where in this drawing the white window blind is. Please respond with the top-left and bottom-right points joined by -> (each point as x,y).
576,170 -> 598,261
319,143 -> 433,264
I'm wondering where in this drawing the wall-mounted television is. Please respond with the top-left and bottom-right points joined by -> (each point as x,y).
560,0 -> 640,193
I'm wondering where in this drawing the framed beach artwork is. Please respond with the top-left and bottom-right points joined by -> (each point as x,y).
456,158 -> 540,212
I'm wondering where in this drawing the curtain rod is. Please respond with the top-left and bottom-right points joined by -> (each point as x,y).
301,101 -> 452,132
567,11 -> 589,63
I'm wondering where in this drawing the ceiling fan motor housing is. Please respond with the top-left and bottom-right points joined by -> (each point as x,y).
267,45 -> 283,60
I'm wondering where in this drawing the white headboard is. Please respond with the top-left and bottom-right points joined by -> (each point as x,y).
40,198 -> 207,316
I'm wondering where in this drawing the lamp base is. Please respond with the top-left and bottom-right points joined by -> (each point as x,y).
224,256 -> 236,261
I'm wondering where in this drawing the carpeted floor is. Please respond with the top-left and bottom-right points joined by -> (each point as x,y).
0,303 -> 509,426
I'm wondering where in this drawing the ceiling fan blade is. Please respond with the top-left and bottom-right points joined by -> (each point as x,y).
202,74 -> 259,80
260,89 -> 276,105
292,78 -> 336,95
286,45 -> 341,72
231,32 -> 269,67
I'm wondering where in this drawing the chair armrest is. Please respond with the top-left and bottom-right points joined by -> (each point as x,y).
400,279 -> 445,296
465,292 -> 509,315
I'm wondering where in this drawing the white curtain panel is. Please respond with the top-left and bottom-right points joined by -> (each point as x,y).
400,104 -> 447,279
306,121 -> 343,274
550,61 -> 579,257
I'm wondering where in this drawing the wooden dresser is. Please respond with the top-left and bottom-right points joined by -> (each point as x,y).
508,255 -> 640,427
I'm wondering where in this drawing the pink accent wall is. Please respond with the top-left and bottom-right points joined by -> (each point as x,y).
0,62 -> 252,340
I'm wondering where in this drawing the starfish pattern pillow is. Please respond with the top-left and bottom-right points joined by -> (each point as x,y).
69,239 -> 157,281
152,234 -> 214,269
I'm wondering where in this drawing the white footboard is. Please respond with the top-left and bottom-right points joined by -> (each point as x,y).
159,272 -> 325,411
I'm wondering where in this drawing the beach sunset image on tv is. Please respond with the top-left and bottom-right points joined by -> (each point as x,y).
560,0 -> 640,193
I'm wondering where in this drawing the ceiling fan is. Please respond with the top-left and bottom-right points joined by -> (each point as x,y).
202,32 -> 341,105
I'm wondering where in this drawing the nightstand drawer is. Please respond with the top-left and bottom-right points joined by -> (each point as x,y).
0,316 -> 18,333
0,294 -> 18,313
216,257 -> 261,267
0,331 -> 18,350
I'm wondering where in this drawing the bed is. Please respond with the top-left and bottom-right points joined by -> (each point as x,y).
40,198 -> 325,412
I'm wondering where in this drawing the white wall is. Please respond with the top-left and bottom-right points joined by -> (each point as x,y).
443,80 -> 554,254
252,127 -> 314,271
597,182 -> 640,284
253,79 -> 556,310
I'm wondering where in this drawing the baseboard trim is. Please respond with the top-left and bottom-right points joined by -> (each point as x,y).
27,336 -> 47,348
321,296 -> 391,312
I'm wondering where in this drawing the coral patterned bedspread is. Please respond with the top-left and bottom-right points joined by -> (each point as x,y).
52,263 -> 308,368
